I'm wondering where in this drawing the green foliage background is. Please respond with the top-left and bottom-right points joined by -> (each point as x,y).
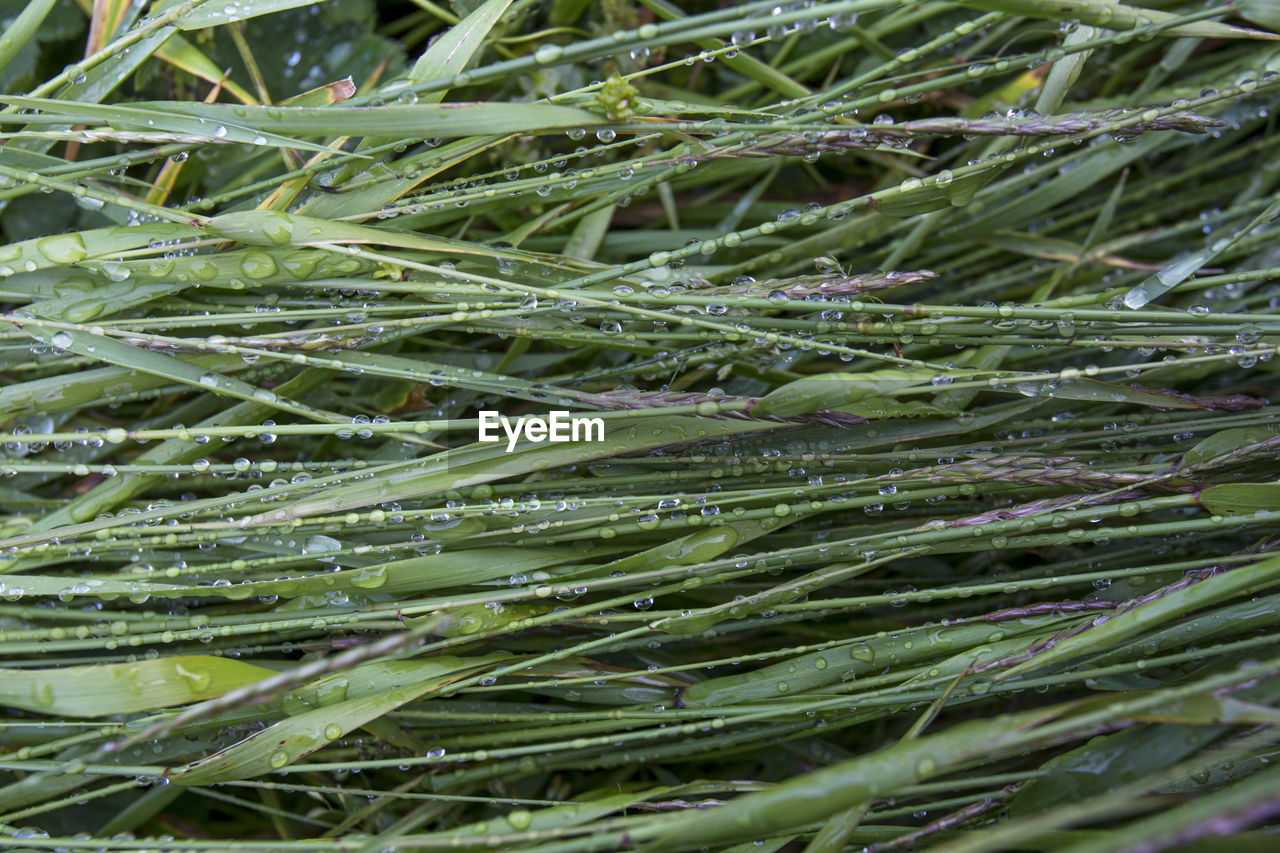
0,0 -> 1279,850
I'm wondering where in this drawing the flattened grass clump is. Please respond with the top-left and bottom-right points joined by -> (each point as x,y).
0,0 -> 1279,850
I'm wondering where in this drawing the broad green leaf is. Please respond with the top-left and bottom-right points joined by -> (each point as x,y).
1235,0 -> 1280,29
276,656 -> 510,715
0,656 -> 274,716
875,169 -> 991,217
407,0 -> 513,92
1180,426 -> 1280,470
586,519 -> 775,580
1198,483 -> 1280,515
0,222 -> 200,274
753,370 -> 941,418
0,573 -> 183,597
28,281 -> 181,323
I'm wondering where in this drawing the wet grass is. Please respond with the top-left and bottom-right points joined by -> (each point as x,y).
1,0 -> 1279,850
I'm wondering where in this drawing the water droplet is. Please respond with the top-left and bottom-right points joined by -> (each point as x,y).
534,44 -> 564,65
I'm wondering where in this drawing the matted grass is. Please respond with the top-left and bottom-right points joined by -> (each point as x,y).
1,0 -> 1279,850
